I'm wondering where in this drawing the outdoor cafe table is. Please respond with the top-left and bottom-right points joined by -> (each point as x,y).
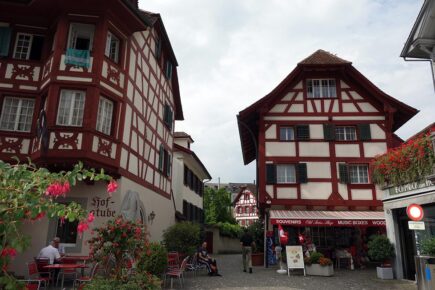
63,255 -> 91,264
44,263 -> 87,288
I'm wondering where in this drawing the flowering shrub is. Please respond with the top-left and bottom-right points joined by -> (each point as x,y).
84,274 -> 161,290
304,252 -> 332,266
87,217 -> 152,281
371,133 -> 435,187
137,242 -> 168,277
0,160 -> 116,289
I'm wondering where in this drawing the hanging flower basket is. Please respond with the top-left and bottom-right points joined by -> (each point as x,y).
370,133 -> 435,187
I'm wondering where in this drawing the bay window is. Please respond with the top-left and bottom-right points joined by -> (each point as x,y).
0,96 -> 35,132
96,97 -> 114,135
56,90 -> 85,126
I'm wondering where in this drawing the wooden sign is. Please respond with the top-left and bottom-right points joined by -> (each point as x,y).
286,245 -> 306,276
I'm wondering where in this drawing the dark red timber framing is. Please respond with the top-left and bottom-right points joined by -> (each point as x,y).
238,49 -> 418,212
0,0 -> 183,199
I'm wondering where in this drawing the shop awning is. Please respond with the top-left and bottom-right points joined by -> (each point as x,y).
270,210 -> 386,227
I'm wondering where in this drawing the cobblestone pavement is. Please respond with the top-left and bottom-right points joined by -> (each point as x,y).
164,254 -> 416,290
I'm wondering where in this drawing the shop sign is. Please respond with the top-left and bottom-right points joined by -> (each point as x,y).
271,219 -> 386,227
286,245 -> 305,271
91,196 -> 116,217
408,221 -> 425,230
388,180 -> 434,196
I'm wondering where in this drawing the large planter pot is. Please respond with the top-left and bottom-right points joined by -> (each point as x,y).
376,266 -> 393,280
251,253 -> 264,266
306,264 -> 334,276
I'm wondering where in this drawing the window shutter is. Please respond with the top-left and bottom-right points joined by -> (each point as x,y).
158,145 -> 164,171
266,164 -> 276,184
296,125 -> 310,140
183,200 -> 188,217
155,39 -> 162,59
168,108 -> 173,130
358,124 -> 371,141
338,163 -> 349,184
184,165 -> 188,185
166,153 -> 171,177
297,163 -> 308,183
323,124 -> 335,141
0,27 -> 11,57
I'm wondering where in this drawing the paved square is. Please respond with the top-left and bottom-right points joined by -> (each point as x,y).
167,254 -> 416,290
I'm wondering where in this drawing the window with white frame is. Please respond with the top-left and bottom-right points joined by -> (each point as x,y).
56,90 -> 85,126
0,97 -> 35,132
276,164 -> 296,183
96,97 -> 114,135
13,33 -> 44,60
349,164 -> 369,184
105,31 -> 120,63
307,79 -> 337,98
335,126 -> 357,141
280,127 -> 295,141
67,23 -> 95,51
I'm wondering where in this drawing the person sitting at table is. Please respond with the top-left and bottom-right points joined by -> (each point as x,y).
38,238 -> 62,264
197,241 -> 221,276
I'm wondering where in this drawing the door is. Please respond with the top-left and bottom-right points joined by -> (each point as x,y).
398,210 -> 417,280
205,231 -> 213,254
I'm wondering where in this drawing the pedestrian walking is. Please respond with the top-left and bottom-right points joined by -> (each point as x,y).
240,229 -> 254,273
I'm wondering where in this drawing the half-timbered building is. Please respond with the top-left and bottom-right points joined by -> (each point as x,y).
233,186 -> 259,227
237,50 -> 418,264
0,0 -> 184,276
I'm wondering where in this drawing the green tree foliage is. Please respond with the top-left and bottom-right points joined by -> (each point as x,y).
162,222 -> 200,256
203,187 -> 235,224
421,237 -> 435,256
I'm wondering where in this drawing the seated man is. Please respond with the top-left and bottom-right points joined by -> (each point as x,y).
38,238 -> 62,264
197,241 -> 221,276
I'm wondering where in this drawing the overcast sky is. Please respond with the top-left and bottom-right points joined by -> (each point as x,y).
139,0 -> 434,184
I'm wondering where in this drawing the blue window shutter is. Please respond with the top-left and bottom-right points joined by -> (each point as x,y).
297,163 -> 308,183
158,145 -> 164,171
266,164 -> 276,184
358,124 -> 371,141
0,27 -> 12,57
338,163 -> 349,184
323,124 -> 335,141
166,153 -> 171,177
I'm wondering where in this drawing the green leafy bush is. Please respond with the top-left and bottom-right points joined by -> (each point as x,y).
421,237 -> 435,256
367,235 -> 395,262
137,242 -> 168,276
217,222 -> 243,238
308,252 -> 323,264
162,222 -> 200,256
247,220 -> 264,253
84,274 -> 161,290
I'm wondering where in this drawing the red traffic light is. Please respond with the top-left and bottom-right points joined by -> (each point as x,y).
407,204 -> 424,221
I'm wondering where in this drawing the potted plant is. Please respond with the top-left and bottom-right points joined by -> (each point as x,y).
367,235 -> 395,279
421,237 -> 435,256
304,252 -> 334,276
247,220 -> 264,266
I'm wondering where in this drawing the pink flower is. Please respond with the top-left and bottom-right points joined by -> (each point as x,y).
1,247 -> 17,258
59,216 -> 65,225
77,221 -> 89,237
62,181 -> 70,194
107,180 -> 118,194
87,212 -> 95,223
32,212 -> 46,221
45,181 -> 70,197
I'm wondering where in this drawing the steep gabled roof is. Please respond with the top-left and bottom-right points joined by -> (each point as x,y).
237,49 -> 418,165
299,49 -> 351,65
173,144 -> 212,180
232,185 -> 257,206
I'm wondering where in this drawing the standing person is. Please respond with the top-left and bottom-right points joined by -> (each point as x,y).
240,229 -> 254,273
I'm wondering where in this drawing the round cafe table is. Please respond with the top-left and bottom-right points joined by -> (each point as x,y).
44,263 -> 87,289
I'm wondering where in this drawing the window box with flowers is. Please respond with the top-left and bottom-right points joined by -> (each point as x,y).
304,252 -> 334,276
370,133 -> 435,188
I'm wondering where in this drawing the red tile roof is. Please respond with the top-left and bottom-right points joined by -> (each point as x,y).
298,49 -> 351,65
